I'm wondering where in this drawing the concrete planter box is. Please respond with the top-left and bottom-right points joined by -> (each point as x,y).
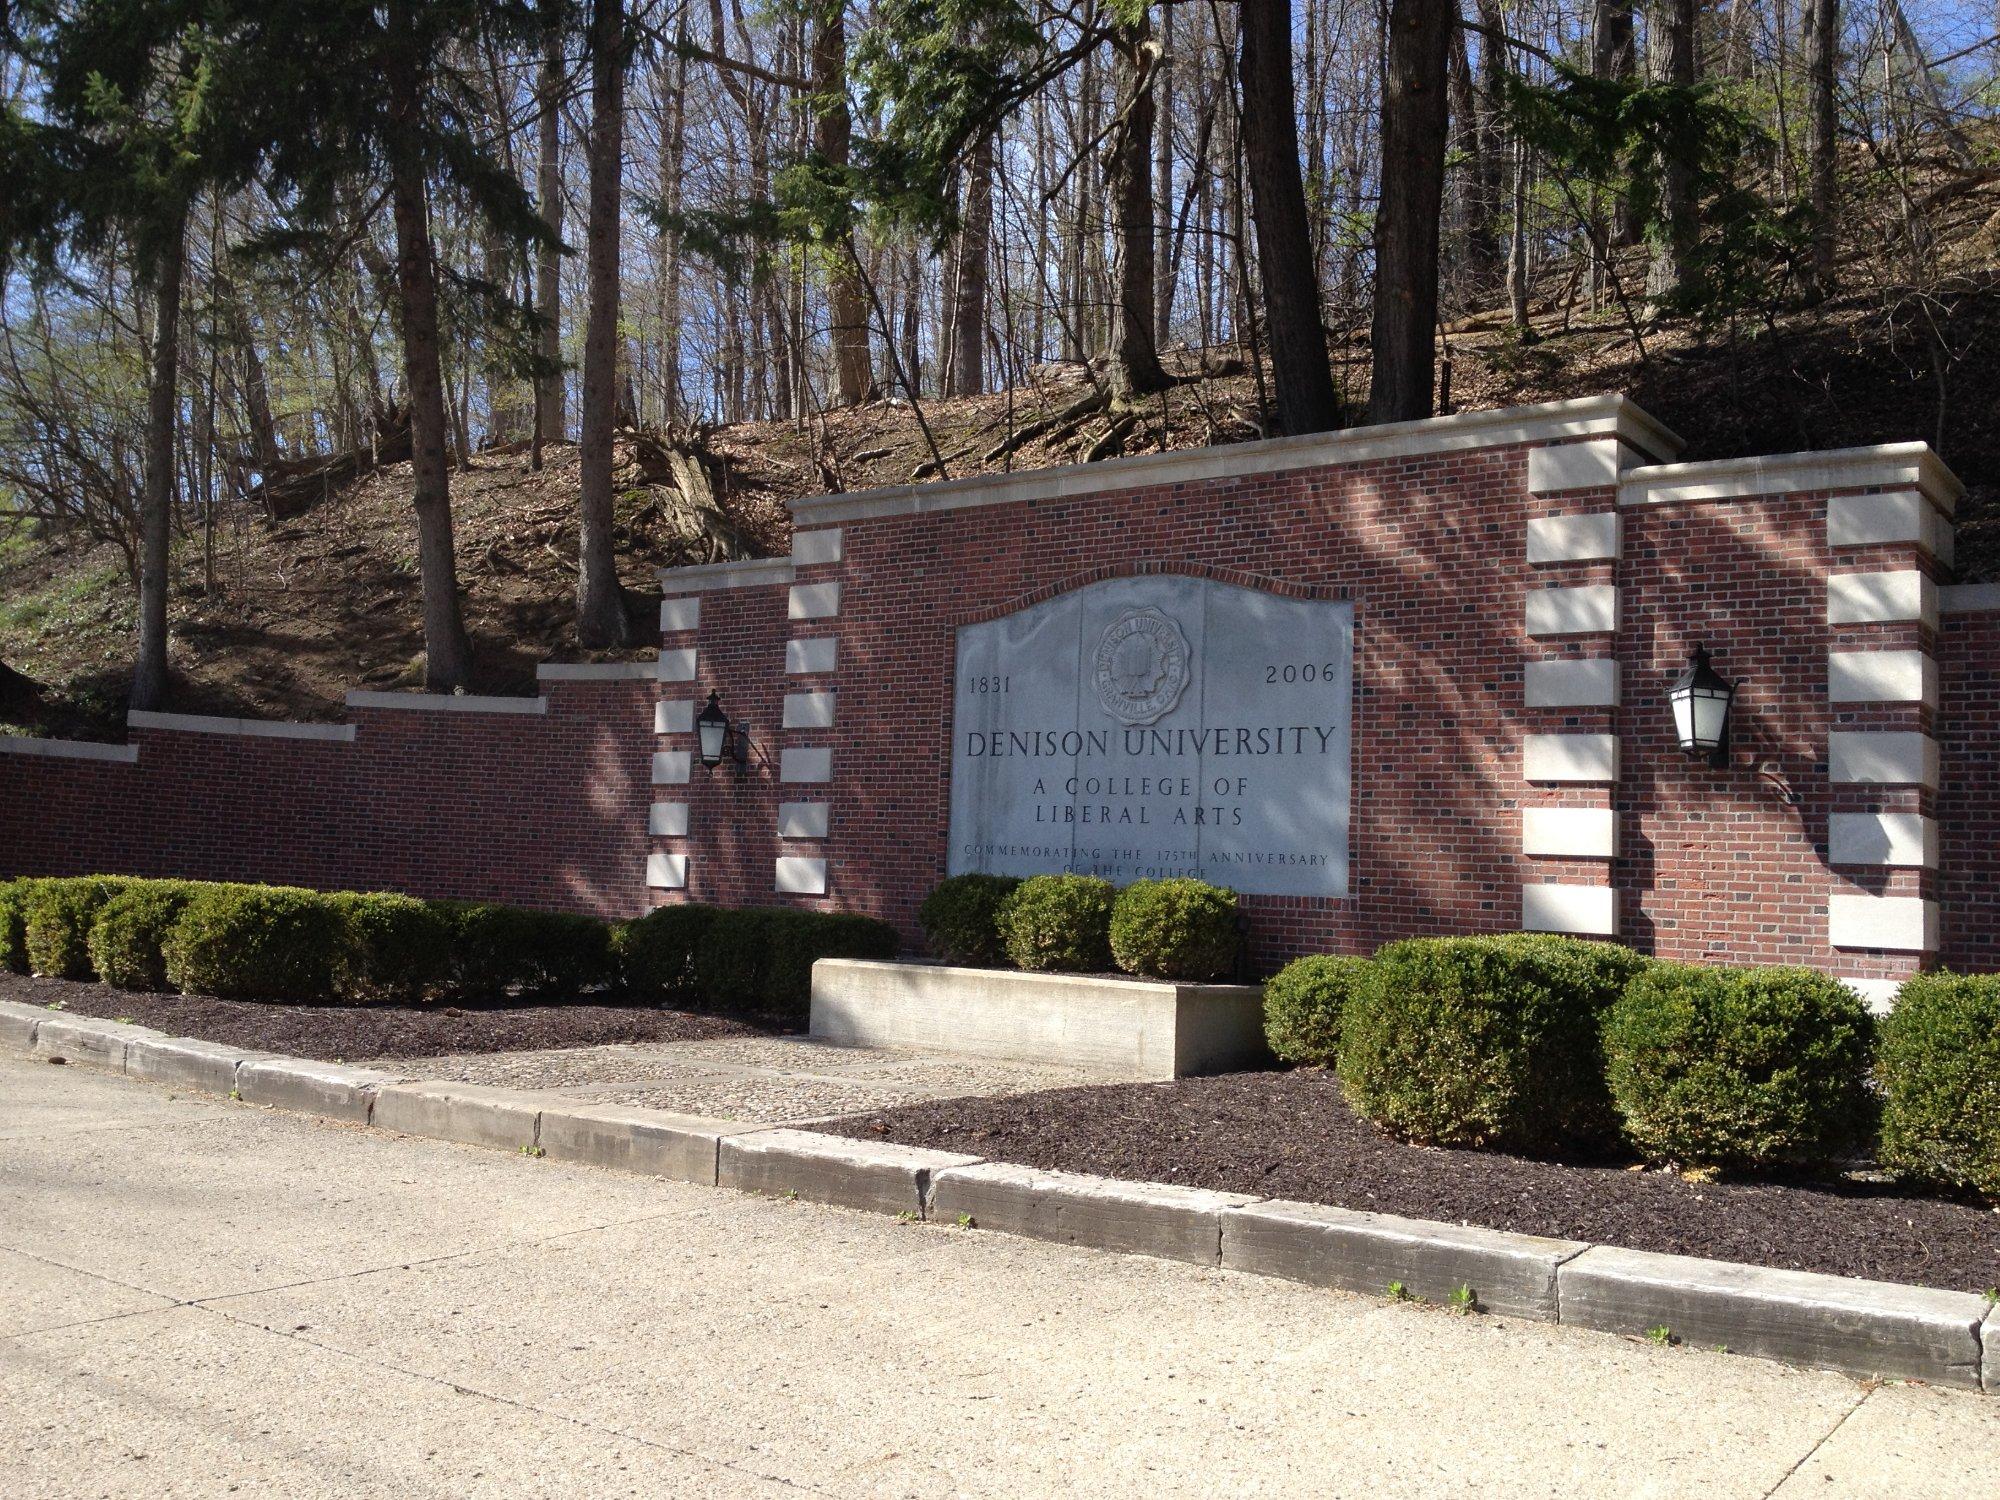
809,958 -> 1267,1078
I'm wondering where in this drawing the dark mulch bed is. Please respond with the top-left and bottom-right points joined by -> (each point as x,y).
824,1070 -> 2000,1294
0,971 -> 771,1060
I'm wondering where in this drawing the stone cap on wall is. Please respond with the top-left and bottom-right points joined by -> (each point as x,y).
345,690 -> 549,716
0,734 -> 139,763
127,710 -> 358,743
781,394 -> 1684,527
534,661 -> 661,681
1618,443 -> 1963,512
1942,583 -> 2000,614
656,555 -> 797,591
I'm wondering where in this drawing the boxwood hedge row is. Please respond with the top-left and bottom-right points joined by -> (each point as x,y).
0,873 -> 896,1018
919,872 -> 1242,982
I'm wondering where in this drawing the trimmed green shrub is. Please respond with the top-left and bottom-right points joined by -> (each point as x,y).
432,901 -> 529,999
24,876 -> 129,980
1109,878 -> 1240,980
333,892 -> 452,1003
917,875 -> 1020,966
694,908 -> 899,1020
1339,934 -> 1650,1152
433,901 -> 614,1001
613,903 -> 719,1003
163,884 -> 348,1001
693,908 -> 773,1011
1264,954 -> 1372,1067
517,909 -> 615,997
88,881 -> 199,991
765,910 -> 899,1016
1876,972 -> 2000,1200
995,874 -> 1116,973
1603,963 -> 1875,1172
0,878 -> 38,974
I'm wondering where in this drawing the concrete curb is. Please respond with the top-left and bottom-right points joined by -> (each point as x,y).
125,1035 -> 274,1096
1558,1246 -> 1992,1390
536,1103 -> 771,1185
1221,1199 -> 1588,1321
372,1082 -> 545,1152
6,1010 -> 1996,1394
931,1161 -> 1258,1266
34,1014 -> 161,1071
0,998 -> 48,1049
718,1129 -> 982,1216
1984,1305 -> 1999,1391
235,1056 -> 408,1124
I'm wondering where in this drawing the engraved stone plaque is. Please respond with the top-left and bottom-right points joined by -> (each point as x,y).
948,575 -> 1353,896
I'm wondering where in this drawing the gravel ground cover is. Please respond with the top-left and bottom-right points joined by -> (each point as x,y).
375,1035 -> 1115,1122
3,971 -> 1113,1122
820,1069 -> 2000,1292
0,972 -> 765,1060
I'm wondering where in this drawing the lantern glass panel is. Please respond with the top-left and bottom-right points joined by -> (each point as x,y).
1672,690 -> 1697,749
696,692 -> 729,768
1690,687 -> 1729,748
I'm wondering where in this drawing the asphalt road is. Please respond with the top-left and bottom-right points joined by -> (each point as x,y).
2,1052 -> 1995,1498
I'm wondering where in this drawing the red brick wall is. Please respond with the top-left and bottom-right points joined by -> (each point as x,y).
663,583 -> 831,912
4,427 -> 1995,985
664,461 -> 1996,980
0,680 -> 654,919
1938,608 -> 2000,973
736,446 -> 1557,968
1615,495 -> 1924,983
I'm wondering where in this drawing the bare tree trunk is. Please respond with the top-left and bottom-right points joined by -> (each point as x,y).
659,37 -> 688,424
1466,0 -> 1508,288
1153,2 -> 1175,350
1592,0 -> 1639,246
536,6 -> 567,445
1237,0 -> 1339,434
948,130 -> 994,397
1108,17 -> 1169,398
813,1 -> 872,405
1507,136 -> 1531,330
220,277 -> 281,473
1804,0 -> 1839,290
1644,0 -> 1697,303
578,0 -> 631,648
130,210 -> 187,713
1368,0 -> 1452,424
900,245 -> 923,396
387,1 -> 475,692
1447,20 -> 1499,288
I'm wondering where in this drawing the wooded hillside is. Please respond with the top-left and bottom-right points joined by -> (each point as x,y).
2,0 -> 1995,735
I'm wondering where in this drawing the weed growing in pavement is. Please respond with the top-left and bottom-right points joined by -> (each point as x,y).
229,1089 -> 241,1100
896,1210 -> 918,1224
1646,1326 -> 1675,1346
115,1016 -> 133,1024
44,1000 -> 64,1010
955,1212 -> 975,1229
1447,1284 -> 1476,1315
1386,1281 -> 1413,1303
1982,1288 -> 1999,1305
518,1145 -> 545,1158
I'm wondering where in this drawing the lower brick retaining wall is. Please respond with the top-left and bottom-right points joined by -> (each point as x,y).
0,676 -> 654,919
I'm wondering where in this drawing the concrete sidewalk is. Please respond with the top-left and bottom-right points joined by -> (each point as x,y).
2,1054 -> 1993,1498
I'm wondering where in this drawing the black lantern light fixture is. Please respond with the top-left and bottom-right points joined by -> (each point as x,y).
1669,645 -> 1735,767
695,689 -> 750,774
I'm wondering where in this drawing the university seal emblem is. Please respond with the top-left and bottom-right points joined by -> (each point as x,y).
1091,607 -> 1192,725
